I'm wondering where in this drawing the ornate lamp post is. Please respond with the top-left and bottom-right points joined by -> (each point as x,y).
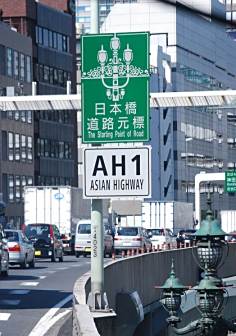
159,202 -> 236,335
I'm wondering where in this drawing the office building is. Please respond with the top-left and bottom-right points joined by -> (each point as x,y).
0,20 -> 33,226
101,0 -> 236,218
0,0 -> 77,226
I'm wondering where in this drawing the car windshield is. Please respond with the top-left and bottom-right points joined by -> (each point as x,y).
25,224 -> 50,239
5,231 -> 19,242
179,230 -> 196,236
117,227 -> 139,236
147,229 -> 166,236
78,223 -> 91,234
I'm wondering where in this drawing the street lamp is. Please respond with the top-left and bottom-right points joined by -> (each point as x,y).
158,199 -> 236,335
185,136 -> 193,202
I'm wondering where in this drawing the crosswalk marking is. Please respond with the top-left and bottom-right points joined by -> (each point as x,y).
20,282 -> 39,287
0,313 -> 11,321
39,275 -> 46,279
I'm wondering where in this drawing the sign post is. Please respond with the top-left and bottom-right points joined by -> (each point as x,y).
82,21 -> 150,312
81,32 -> 150,143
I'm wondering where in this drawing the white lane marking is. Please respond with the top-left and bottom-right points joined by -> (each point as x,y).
28,294 -> 73,336
0,299 -> 20,306
0,313 -> 11,321
20,282 -> 39,287
10,289 -> 30,295
46,271 -> 56,274
55,267 -> 68,270
39,276 -> 46,279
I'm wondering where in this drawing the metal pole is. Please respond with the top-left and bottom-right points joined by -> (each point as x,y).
88,0 -> 108,311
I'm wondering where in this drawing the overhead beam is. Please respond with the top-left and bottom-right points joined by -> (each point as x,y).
0,90 -> 236,111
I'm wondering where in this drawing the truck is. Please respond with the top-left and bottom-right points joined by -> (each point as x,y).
24,186 -> 91,253
220,210 -> 236,233
119,201 -> 194,235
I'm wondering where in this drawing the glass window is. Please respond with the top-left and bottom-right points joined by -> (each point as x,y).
21,135 -> 26,161
53,31 -> 58,49
20,53 -> 25,81
21,110 -> 26,123
49,67 -> 54,84
14,110 -> 20,121
43,28 -> 49,47
44,139 -> 49,157
62,35 -> 67,52
15,134 -> 20,161
38,26 -> 43,44
59,141 -> 64,158
27,176 -> 33,185
8,175 -> 14,202
7,111 -> 13,119
13,50 -> 19,79
43,65 -> 49,82
36,26 -> 39,43
21,176 -> 27,187
57,33 -> 63,51
58,69 -> 63,86
27,136 -> 32,162
6,48 -> 13,77
8,132 -> 14,161
53,68 -> 58,84
49,30 -> 53,48
15,175 -> 21,202
27,111 -> 32,124
26,56 -> 31,83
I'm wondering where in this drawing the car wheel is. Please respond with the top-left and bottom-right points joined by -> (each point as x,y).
75,252 -> 80,258
51,249 -> 56,262
58,251 -> 64,262
83,253 -> 87,258
29,257 -> 35,268
20,256 -> 27,269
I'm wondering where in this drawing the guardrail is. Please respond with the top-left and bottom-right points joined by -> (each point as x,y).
73,243 -> 236,336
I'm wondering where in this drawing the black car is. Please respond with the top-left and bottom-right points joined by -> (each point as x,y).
176,229 -> 196,248
24,224 -> 64,262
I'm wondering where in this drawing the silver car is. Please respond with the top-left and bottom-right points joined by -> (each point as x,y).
114,226 -> 152,252
0,226 -> 9,277
5,230 -> 35,268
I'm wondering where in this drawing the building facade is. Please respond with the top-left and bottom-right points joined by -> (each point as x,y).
0,21 -> 33,227
0,0 -> 78,226
100,0 -> 236,219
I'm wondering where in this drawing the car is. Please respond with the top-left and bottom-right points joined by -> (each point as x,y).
176,229 -> 196,248
114,226 -> 152,253
5,229 -> 35,268
75,220 -> 114,258
147,228 -> 175,250
24,224 -> 64,262
0,225 -> 9,277
226,231 -> 236,242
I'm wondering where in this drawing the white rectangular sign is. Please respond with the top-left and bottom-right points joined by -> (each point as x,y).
83,146 -> 151,198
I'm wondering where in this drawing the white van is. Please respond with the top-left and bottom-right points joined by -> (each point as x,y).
75,220 -> 114,257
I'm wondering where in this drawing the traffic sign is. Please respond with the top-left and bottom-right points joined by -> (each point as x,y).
81,32 -> 150,144
225,170 -> 236,192
83,146 -> 151,198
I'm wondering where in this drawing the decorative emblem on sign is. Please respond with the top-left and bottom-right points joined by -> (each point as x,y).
82,34 -> 149,102
81,32 -> 150,143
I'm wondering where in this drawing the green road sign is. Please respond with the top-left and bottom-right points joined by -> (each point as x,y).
225,170 -> 236,192
81,32 -> 150,144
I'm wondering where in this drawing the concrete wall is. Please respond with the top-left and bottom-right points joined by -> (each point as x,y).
73,244 -> 236,336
